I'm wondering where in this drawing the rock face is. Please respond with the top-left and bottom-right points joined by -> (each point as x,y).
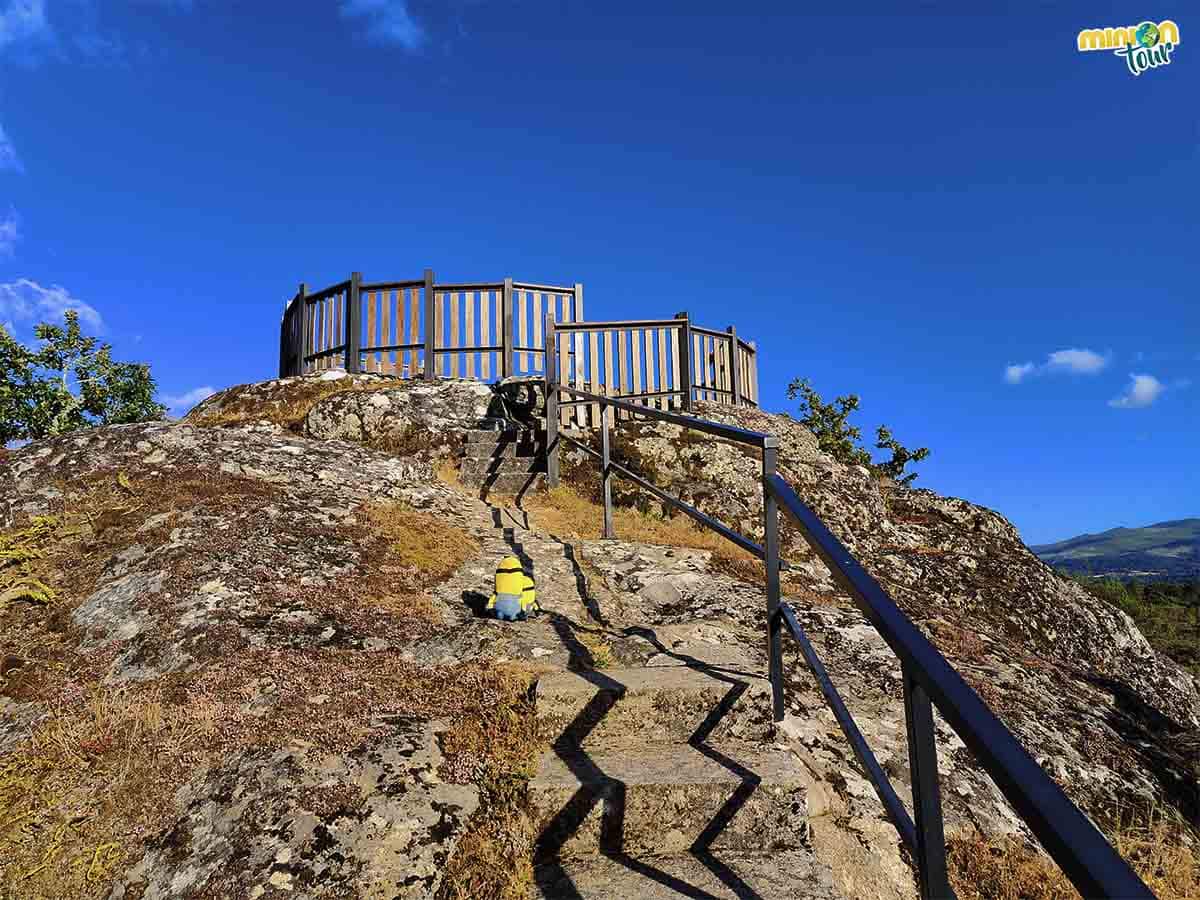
561,401 -> 1200,824
2,375 -> 1197,899
111,721 -> 479,900
304,378 -> 495,455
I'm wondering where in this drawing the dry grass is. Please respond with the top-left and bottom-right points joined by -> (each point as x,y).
524,485 -> 758,572
361,501 -> 479,588
437,665 -> 543,900
523,486 -> 846,603
186,376 -> 399,431
0,478 -> 497,897
2,656 -> 545,899
947,816 -> 1200,900
0,682 -> 219,898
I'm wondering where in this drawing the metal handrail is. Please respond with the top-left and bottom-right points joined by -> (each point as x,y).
542,354 -> 1154,899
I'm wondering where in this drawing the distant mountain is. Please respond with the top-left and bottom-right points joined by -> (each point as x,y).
1031,518 -> 1200,580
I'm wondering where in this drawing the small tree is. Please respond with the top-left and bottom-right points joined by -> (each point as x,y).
874,425 -> 931,486
785,378 -> 871,467
0,311 -> 164,443
786,377 -> 929,484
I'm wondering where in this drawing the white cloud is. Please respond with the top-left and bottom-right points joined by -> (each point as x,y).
0,210 -> 17,257
1004,362 -> 1035,384
0,124 -> 22,172
1046,348 -> 1108,374
0,278 -> 103,332
161,385 -> 215,415
1003,347 -> 1109,383
339,0 -> 426,50
1108,374 -> 1165,409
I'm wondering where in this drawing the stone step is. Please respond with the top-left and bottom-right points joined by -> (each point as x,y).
530,743 -> 810,858
463,471 -> 546,495
465,428 -> 546,445
536,667 -> 772,746
462,442 -> 544,460
461,456 -> 547,478
533,849 -> 838,899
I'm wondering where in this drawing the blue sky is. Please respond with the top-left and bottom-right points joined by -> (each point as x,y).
0,1 -> 1195,545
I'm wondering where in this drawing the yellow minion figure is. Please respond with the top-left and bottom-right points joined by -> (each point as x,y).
487,556 -> 538,621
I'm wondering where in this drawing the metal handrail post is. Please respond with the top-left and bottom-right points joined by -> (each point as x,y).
904,665 -> 954,899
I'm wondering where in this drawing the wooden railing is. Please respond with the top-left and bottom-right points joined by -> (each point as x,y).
278,270 -> 759,420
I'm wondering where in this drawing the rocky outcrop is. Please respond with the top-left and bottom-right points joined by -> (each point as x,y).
560,401 -> 1200,828
304,378 -> 495,455
2,375 -> 1196,899
111,720 -> 478,900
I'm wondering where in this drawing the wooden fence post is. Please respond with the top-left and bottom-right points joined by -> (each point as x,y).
727,325 -> 742,407
748,339 -> 758,405
543,313 -> 559,488
423,268 -> 436,380
675,311 -> 693,412
295,282 -> 308,377
346,272 -> 362,374
502,277 -> 514,378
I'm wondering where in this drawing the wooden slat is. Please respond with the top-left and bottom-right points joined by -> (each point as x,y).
365,291 -> 377,372
517,291 -> 528,373
464,291 -> 475,379
749,342 -> 758,403
380,290 -> 392,373
656,328 -> 669,411
617,330 -> 630,418
603,330 -> 614,402
588,329 -> 600,424
630,329 -> 642,410
479,290 -> 491,380
532,293 -> 543,376
306,302 -> 315,365
557,329 -> 569,427
449,292 -> 460,378
693,332 -> 704,401
705,336 -> 715,400
711,335 -> 720,401
669,327 -> 681,410
324,297 -> 333,371
573,324 -> 587,427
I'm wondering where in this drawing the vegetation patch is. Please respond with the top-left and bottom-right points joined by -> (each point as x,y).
437,665 -> 542,900
0,681 -> 219,898
524,484 -> 756,564
186,376 -> 399,431
1069,575 -> 1199,677
947,814 -> 1200,900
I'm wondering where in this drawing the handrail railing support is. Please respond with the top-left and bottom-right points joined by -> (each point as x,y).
544,314 -> 560,488
502,277 -> 515,378
295,282 -> 308,377
904,667 -> 954,899
345,272 -> 362,374
675,311 -> 693,412
762,441 -> 786,722
423,269 -> 436,380
727,324 -> 743,407
600,400 -> 614,539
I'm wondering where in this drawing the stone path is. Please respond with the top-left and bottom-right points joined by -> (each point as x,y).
426,485 -> 844,899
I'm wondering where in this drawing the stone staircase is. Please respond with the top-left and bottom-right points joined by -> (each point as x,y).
529,665 -> 839,898
459,427 -> 546,496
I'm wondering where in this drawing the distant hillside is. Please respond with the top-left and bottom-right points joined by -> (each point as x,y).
1032,518 -> 1200,580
